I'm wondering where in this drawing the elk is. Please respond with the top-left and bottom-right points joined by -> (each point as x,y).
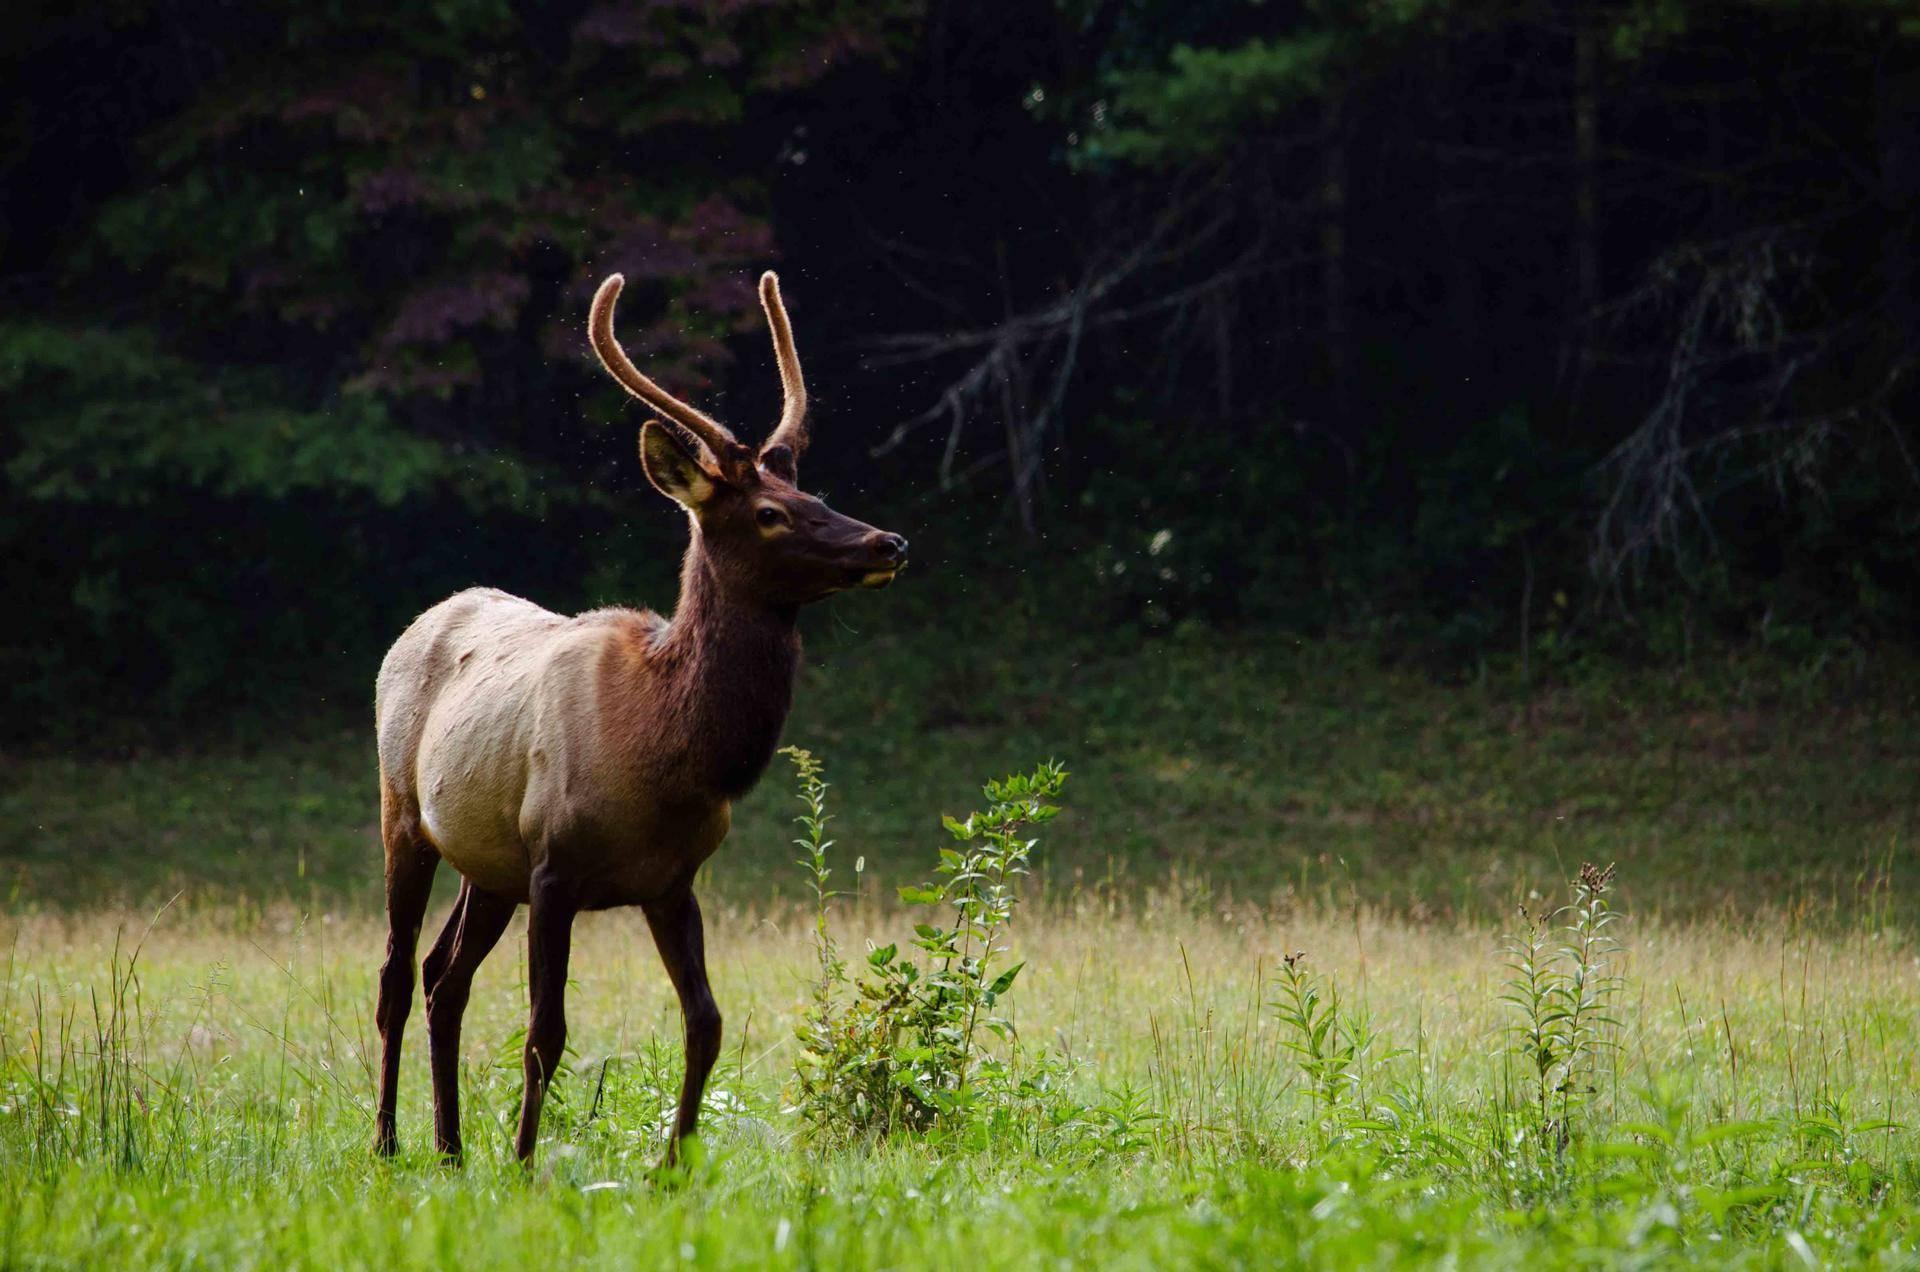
371,271 -> 907,1165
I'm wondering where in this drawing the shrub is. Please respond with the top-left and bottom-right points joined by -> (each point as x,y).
783,747 -> 1068,1140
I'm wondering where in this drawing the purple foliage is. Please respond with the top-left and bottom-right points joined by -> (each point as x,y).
280,72 -> 402,142
382,273 -> 532,348
758,28 -> 886,90
574,4 -> 668,49
684,196 -> 773,256
352,167 -> 433,214
699,34 -> 742,67
595,199 -> 770,290
575,0 -> 783,49
242,265 -> 290,304
685,274 -> 755,319
605,221 -> 702,281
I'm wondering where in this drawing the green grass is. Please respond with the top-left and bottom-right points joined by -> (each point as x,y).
1,630 -> 1916,1266
1,891 -> 1915,1266
4,627 -> 1915,921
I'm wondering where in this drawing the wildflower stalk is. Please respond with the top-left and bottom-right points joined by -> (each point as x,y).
1499,862 -> 1624,1148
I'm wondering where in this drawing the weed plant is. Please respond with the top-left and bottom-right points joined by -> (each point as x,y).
787,748 -> 1068,1139
1500,861 -> 1625,1149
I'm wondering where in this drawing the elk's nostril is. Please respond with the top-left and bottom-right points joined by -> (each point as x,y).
880,533 -> 908,561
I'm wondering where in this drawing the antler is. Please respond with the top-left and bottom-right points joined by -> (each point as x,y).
589,274 -> 754,479
758,271 -> 809,463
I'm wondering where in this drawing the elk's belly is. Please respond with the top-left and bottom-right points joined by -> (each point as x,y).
418,779 -> 533,901
413,688 -> 542,901
553,799 -> 734,910
413,736 -> 733,909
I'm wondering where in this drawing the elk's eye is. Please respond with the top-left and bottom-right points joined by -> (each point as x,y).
755,506 -> 786,528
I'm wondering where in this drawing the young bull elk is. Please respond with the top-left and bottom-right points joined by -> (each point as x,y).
371,271 -> 907,1165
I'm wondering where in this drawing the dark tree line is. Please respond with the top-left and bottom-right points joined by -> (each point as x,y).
3,1 -> 1917,732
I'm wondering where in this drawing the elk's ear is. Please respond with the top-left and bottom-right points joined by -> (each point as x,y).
758,443 -> 797,482
640,420 -> 717,509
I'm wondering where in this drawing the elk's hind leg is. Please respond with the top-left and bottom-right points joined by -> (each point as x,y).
422,880 -> 515,1163
374,784 -> 438,1156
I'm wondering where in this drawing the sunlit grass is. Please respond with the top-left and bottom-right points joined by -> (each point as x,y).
2,891 -> 1914,1266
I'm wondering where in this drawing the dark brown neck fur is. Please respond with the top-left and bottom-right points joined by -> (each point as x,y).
644,535 -> 801,798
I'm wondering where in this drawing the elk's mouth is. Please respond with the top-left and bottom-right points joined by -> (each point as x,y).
852,562 -> 904,590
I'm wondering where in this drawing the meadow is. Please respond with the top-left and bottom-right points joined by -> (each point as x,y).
6,627 -> 1916,921
2,634 -> 1917,1267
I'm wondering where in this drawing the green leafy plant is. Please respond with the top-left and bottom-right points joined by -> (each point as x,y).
1271,951 -> 1404,1146
784,747 -> 1068,1140
1500,862 -> 1625,1147
786,746 -> 856,1117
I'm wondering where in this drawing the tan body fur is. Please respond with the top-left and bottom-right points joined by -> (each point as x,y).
377,574 -> 788,908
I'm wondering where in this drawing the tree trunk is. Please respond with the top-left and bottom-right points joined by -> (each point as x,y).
1876,57 -> 1920,345
1563,9 -> 1600,390
1321,91 -> 1352,418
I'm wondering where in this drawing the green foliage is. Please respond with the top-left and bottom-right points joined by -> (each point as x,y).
1270,951 -> 1404,1145
1051,0 -> 1920,667
786,748 -> 1068,1140
785,745 -> 855,1115
0,321 -> 469,508
1086,35 -> 1335,166
0,308 -> 579,717
1070,404 -> 1590,654
73,0 -> 917,378
1081,0 -> 1920,169
1501,862 -> 1625,1145
0,0 -> 919,724
1607,0 -> 1920,59
5,0 -> 1919,727
1073,1 -> 1447,167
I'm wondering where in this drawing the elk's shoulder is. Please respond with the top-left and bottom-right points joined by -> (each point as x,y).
572,604 -> 667,654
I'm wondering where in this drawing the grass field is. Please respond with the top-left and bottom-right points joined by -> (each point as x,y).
2,635 -> 1917,1266
5,630 -> 1916,921
2,889 -> 1916,1265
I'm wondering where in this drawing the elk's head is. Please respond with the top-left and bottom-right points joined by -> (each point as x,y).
589,272 -> 908,607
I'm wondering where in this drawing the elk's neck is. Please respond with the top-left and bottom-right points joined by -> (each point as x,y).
651,544 -> 801,798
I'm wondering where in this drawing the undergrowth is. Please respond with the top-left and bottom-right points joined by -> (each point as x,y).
764,748 -> 1912,1259
786,747 -> 1069,1140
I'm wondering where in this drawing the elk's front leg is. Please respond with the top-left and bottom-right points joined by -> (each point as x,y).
643,886 -> 722,1166
514,873 -> 576,1163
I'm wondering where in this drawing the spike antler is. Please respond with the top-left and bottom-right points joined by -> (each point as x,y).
758,271 -> 808,468
589,274 -> 756,482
